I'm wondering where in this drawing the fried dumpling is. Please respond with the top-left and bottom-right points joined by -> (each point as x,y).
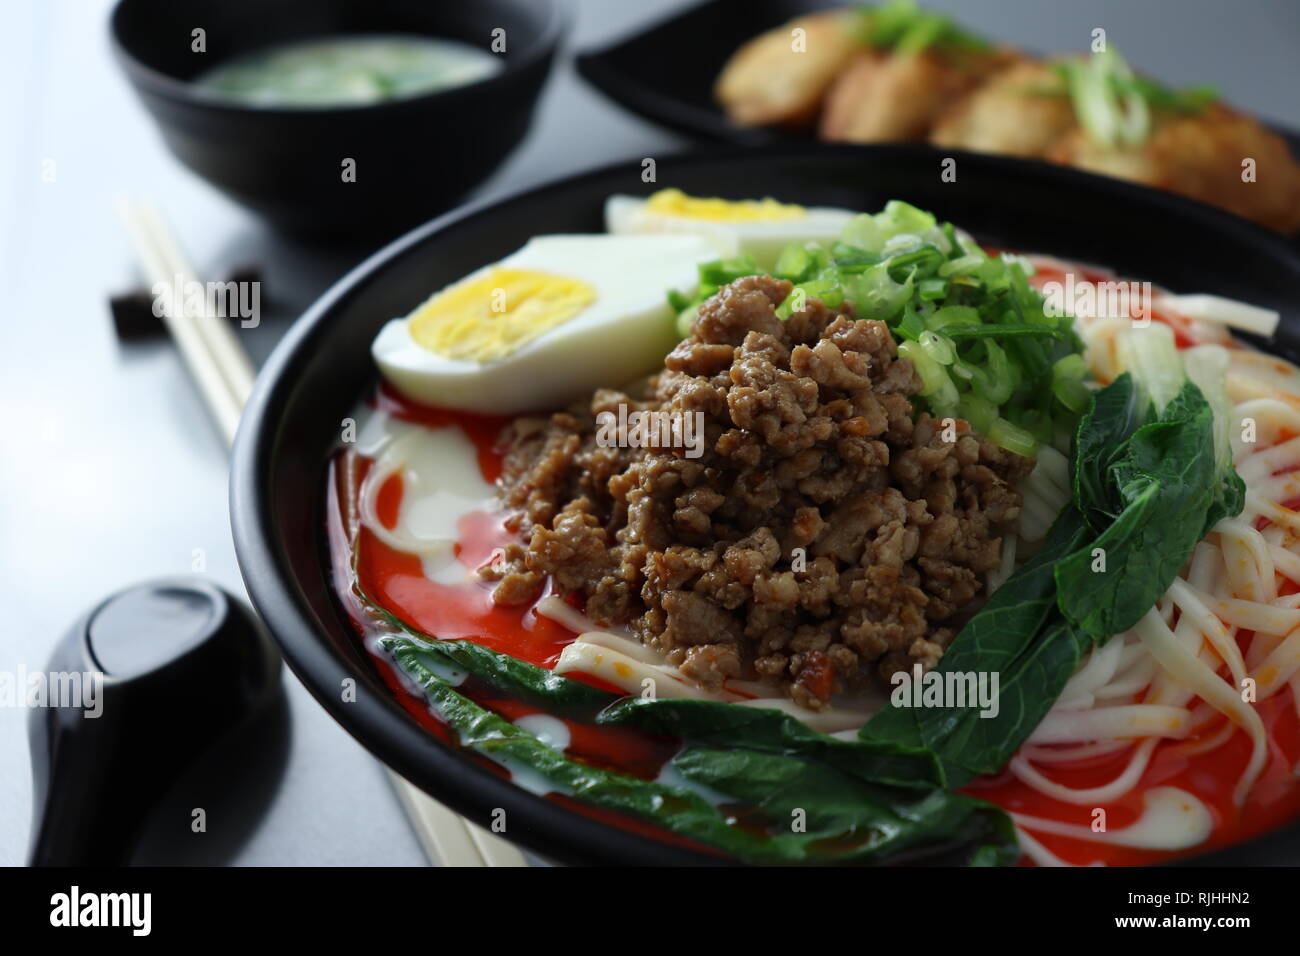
1048,104 -> 1300,233
820,46 -> 1017,143
715,11 -> 860,128
930,60 -> 1077,157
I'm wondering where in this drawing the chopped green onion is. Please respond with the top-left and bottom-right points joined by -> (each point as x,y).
958,393 -> 996,433
776,279 -> 844,319
1009,407 -> 1054,445
667,288 -> 691,313
896,307 -> 927,342
846,262 -> 915,321
917,277 -> 947,301
698,255 -> 760,287
1125,75 -> 1217,114
918,330 -> 956,366
944,324 -> 1064,340
899,339 -> 960,414
840,214 -> 883,254
938,253 -> 986,277
1057,48 -> 1181,148
676,304 -> 699,338
988,416 -> 1039,457
661,200 -> 1088,455
883,246 -> 932,269
774,244 -> 813,281
926,304 -> 981,330
969,340 -> 1014,405
830,243 -> 880,272
799,279 -> 844,308
854,0 -> 991,56
1051,353 -> 1090,413
875,200 -> 937,240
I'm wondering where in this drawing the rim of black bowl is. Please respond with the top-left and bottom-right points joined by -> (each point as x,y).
232,143 -> 1300,867
108,0 -> 571,118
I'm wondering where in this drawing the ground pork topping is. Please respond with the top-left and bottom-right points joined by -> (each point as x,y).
482,275 -> 1032,709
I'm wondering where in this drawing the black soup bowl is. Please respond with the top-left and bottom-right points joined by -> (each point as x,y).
111,0 -> 567,238
230,145 -> 1300,865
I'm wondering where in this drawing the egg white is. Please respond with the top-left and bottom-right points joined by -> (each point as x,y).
372,234 -> 718,414
604,194 -> 857,271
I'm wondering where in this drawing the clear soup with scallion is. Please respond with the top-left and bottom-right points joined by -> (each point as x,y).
194,34 -> 502,108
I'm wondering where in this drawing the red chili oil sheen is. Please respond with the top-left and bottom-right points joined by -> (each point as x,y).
375,472 -> 403,530
469,680 -> 680,780
357,523 -> 574,665
333,395 -> 705,828
1025,265 -> 1202,349
327,453 -> 453,747
964,692 -> 1300,866
333,323 -> 1300,865
332,449 -> 720,854
354,516 -> 680,772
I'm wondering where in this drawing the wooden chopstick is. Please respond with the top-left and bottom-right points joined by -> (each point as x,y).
115,198 -> 527,868
115,198 -> 248,446
137,203 -> 257,408
390,776 -> 525,867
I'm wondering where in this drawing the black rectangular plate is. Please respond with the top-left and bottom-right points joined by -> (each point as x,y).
576,0 -> 1300,241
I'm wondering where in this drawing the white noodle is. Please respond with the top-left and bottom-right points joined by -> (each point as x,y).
1027,703 -> 1191,744
1131,609 -> 1267,805
1010,738 -> 1159,805
1005,291 -> 1300,859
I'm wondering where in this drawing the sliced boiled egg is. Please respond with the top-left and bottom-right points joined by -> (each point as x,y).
604,188 -> 857,270
372,234 -> 718,414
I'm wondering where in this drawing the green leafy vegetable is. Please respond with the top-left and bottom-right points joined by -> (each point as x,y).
667,745 -> 1017,865
387,644 -> 747,852
864,361 -> 1245,782
1054,380 -> 1245,640
389,633 -> 616,719
1072,372 -> 1142,529
862,509 -> 1091,785
598,697 -> 944,790
385,636 -> 1017,864
358,587 -> 618,717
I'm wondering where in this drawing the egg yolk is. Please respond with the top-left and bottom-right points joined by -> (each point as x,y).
408,267 -> 596,362
647,188 -> 807,222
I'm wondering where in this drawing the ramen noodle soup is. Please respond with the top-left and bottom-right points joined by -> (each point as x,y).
326,193 -> 1300,865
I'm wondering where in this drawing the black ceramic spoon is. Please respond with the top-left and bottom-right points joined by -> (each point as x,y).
27,578 -> 281,866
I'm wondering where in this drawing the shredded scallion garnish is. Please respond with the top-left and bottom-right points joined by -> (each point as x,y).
849,0 -> 991,56
1054,48 -> 1218,148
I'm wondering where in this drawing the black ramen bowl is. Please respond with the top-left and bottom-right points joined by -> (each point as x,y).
231,144 -> 1300,865
110,0 -> 567,238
